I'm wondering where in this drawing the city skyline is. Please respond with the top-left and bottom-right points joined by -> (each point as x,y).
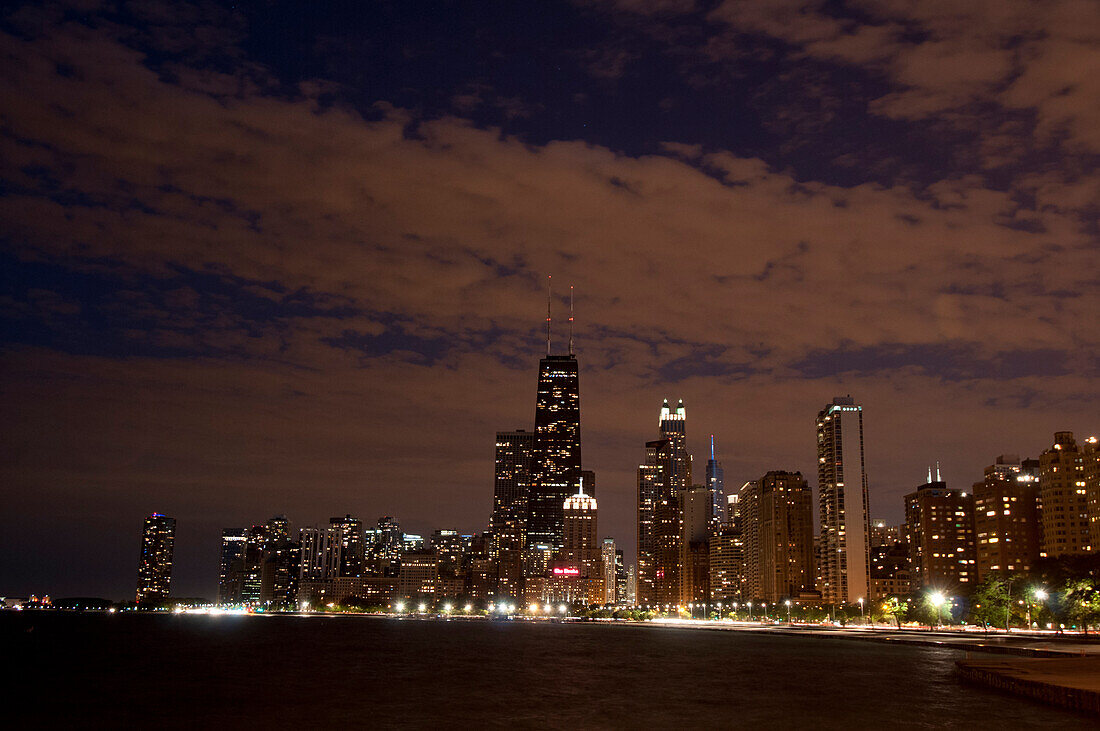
2,1 -> 1098,600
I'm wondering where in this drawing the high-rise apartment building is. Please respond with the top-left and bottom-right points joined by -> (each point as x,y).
816,396 -> 871,605
1085,437 -> 1100,549
1040,432 -> 1093,557
705,436 -> 725,532
708,519 -> 744,603
136,513 -> 176,603
635,453 -> 662,604
904,474 -> 976,590
740,472 -> 815,602
973,455 -> 1040,580
601,538 -> 617,604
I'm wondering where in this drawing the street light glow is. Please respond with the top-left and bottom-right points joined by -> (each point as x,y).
1035,589 -> 1048,601
930,591 -> 945,607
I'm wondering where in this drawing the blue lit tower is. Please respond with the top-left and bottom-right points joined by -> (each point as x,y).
525,279 -> 582,554
705,435 -> 725,532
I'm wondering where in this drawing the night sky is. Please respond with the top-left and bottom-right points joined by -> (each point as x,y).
2,1 -> 1097,600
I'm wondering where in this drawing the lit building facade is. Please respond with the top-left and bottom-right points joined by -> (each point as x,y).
492,429 -> 536,598
740,472 -> 815,602
1086,437 -> 1100,549
136,513 -> 176,603
709,519 -> 744,603
651,400 -> 691,607
330,515 -> 364,577
816,396 -> 871,605
904,476 -> 976,590
397,550 -> 439,600
526,353 -> 582,554
602,538 -> 617,604
973,455 -> 1040,580
1040,431 -> 1092,557
635,454 -> 662,604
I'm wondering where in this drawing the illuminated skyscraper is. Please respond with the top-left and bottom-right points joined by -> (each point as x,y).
648,400 -> 691,606
1040,431 -> 1093,557
635,447 -> 662,604
554,482 -> 601,602
705,435 -> 725,532
525,282 -> 582,554
136,513 -> 176,603
816,396 -> 871,605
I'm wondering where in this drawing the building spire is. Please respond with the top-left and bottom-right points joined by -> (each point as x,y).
710,434 -> 716,461
568,284 -> 574,356
546,274 -> 552,356
927,465 -> 932,483
936,461 -> 942,482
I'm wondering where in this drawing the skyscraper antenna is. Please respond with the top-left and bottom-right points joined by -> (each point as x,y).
546,274 -> 552,356
568,285 -> 574,355
936,461 -> 942,482
710,434 -> 715,461
927,466 -> 932,483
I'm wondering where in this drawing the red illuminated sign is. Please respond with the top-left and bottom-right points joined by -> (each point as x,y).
552,567 -> 580,576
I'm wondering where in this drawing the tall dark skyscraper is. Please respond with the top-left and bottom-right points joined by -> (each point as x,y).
493,429 -> 536,598
705,435 -> 725,532
218,528 -> 247,603
330,514 -> 364,577
525,281 -> 582,553
136,513 -> 176,603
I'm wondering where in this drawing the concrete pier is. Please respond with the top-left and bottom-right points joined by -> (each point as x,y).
956,657 -> 1100,715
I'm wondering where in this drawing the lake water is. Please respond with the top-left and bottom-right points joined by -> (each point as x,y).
6,613 -> 1091,728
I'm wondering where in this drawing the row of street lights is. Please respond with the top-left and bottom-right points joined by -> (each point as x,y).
390,601 -> 569,616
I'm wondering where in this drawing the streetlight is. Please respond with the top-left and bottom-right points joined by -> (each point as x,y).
858,597 -> 865,624
762,602 -> 767,621
929,591 -> 945,629
418,602 -> 427,613
785,599 -> 792,624
464,603 -> 472,613
1029,588 -> 1048,629
443,602 -> 452,614
747,601 -> 753,621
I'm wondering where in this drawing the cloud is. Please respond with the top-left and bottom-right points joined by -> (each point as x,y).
0,3 -> 1097,597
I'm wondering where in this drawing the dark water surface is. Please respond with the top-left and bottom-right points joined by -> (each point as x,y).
6,613 -> 1091,729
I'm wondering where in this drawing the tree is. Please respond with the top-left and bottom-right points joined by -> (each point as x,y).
1060,578 -> 1100,633
881,597 -> 909,629
969,574 -> 1013,630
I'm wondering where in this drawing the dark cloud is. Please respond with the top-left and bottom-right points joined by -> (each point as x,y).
0,1 -> 1097,599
